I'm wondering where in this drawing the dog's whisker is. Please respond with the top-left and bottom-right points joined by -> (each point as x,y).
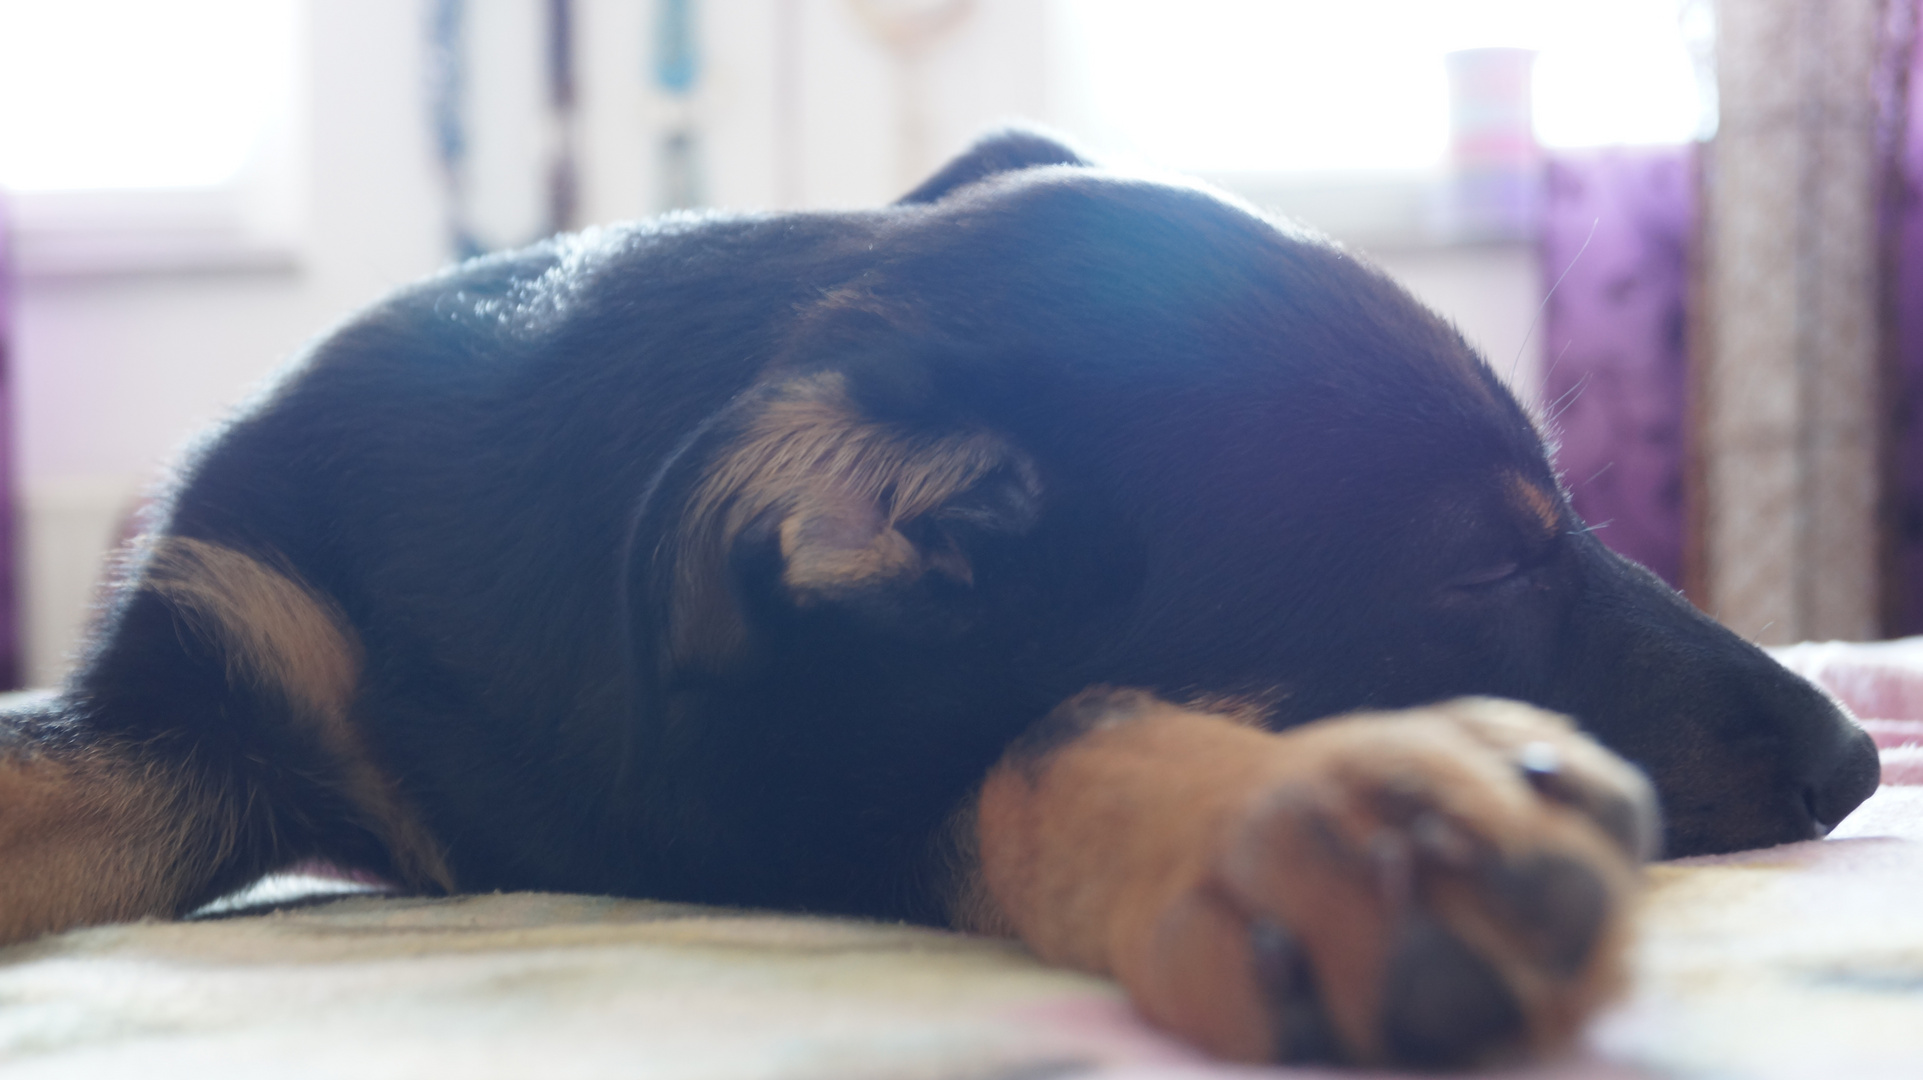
1512,217 -> 1598,395
1544,371 -> 1594,427
1540,337 -> 1577,395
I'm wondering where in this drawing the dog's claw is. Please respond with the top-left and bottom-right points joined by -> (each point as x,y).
1519,740 -> 1562,782
1518,751 -> 1658,862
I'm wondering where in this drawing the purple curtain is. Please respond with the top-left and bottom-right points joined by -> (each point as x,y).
1537,148 -> 1696,589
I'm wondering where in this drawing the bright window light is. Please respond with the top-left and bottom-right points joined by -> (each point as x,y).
0,0 -> 296,191
1052,0 -> 1710,174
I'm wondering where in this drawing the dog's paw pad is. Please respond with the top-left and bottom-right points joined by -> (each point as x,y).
1380,914 -> 1526,1067
1249,918 -> 1344,1064
1482,851 -> 1612,975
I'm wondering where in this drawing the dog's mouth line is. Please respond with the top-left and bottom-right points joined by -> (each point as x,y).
1660,793 -> 1834,856
1805,790 -> 1833,838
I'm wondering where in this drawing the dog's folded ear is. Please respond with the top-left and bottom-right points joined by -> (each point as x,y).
897,127 -> 1087,205
634,369 -> 1043,678
764,452 -> 1042,615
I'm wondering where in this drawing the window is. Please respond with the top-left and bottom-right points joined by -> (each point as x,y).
0,0 -> 302,275
1051,0 -> 1710,174
1049,0 -> 1711,245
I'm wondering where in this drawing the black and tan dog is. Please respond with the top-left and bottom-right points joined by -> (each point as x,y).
0,133 -> 1880,1067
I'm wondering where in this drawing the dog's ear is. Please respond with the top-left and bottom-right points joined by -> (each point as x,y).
644,370 -> 1043,677
897,128 -> 1087,205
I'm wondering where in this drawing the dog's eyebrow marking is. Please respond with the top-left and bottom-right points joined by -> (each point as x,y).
143,537 -> 455,893
1505,474 -> 1562,537
672,372 -> 1020,669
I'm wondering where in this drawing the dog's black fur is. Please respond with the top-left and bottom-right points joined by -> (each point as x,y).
16,132 -> 1879,928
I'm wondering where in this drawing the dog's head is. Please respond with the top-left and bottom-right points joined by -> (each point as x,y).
639,131 -> 1878,858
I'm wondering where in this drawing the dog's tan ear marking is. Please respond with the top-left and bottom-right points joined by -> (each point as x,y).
778,491 -> 953,599
143,538 -> 455,893
670,372 -> 1040,670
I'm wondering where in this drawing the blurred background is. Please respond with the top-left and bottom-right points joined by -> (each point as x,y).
0,0 -> 1913,688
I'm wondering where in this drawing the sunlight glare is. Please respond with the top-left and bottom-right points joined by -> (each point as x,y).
0,0 -> 296,191
1054,0 -> 1709,174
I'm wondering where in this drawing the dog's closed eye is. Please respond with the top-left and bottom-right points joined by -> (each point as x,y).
1447,531 -> 1565,594
1449,561 -> 1524,590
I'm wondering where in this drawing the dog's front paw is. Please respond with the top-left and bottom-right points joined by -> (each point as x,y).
978,693 -> 1656,1069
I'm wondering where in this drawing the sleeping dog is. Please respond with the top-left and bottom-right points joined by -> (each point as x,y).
0,132 -> 1880,1068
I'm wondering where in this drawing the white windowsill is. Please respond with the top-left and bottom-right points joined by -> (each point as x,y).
5,186 -> 304,280
1204,168 -> 1535,252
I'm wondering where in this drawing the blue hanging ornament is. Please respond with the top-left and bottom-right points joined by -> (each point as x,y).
428,0 -> 581,260
428,0 -> 485,260
655,0 -> 699,97
653,0 -> 704,210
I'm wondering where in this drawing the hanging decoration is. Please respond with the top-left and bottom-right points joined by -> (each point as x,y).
428,0 -> 581,260
545,0 -> 581,235
653,0 -> 704,210
846,0 -> 974,192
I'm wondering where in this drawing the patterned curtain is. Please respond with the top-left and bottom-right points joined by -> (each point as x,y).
1695,0 -> 1901,644
1893,0 -> 1923,634
1538,148 -> 1696,591
1544,0 -> 1923,641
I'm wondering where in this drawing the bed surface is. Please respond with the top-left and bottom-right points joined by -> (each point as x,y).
5,645 -> 1923,1079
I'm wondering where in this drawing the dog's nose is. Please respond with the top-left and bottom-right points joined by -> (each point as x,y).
1799,722 -> 1881,836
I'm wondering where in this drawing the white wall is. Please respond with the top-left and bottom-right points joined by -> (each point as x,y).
6,0 -> 1534,686
14,1 -> 446,684
1373,244 -> 1543,407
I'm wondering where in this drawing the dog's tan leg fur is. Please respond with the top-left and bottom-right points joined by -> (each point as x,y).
144,538 -> 455,893
976,690 -> 1649,1066
0,739 -> 229,945
0,538 -> 455,947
